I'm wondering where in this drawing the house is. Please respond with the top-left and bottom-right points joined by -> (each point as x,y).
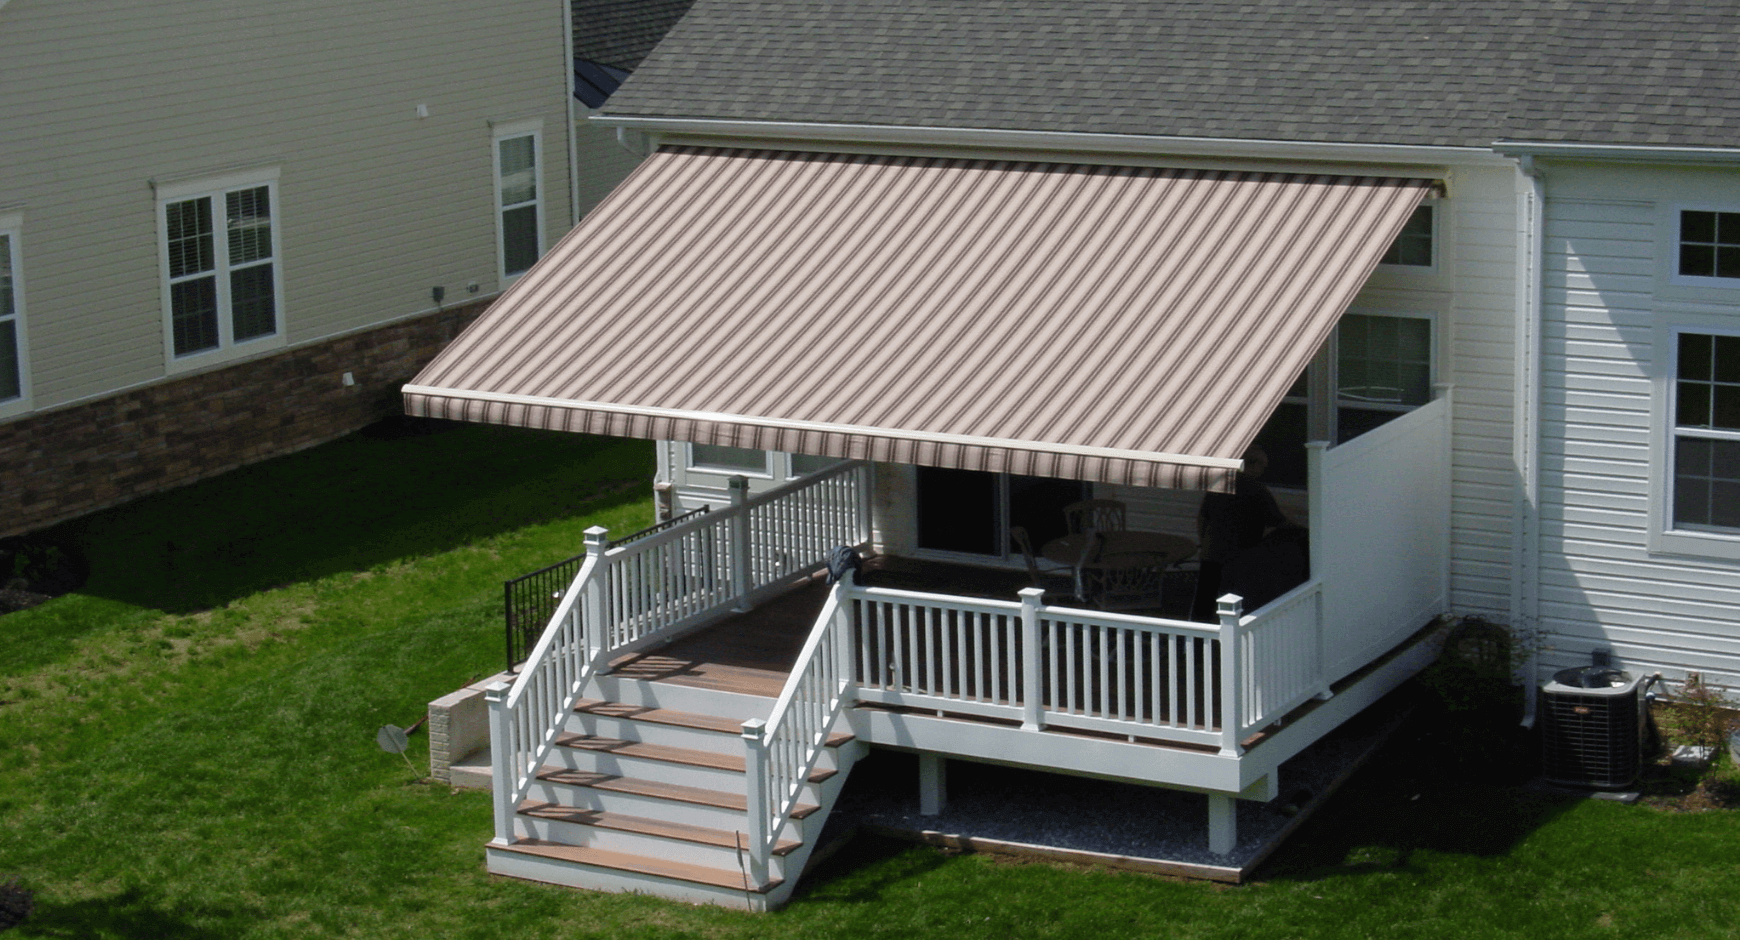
404,0 -> 1740,909
0,0 -> 688,541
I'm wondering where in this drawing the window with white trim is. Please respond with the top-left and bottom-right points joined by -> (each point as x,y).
494,122 -> 543,281
688,443 -> 770,475
158,170 -> 282,365
1335,313 -> 1433,441
1670,331 -> 1740,531
1379,203 -> 1435,268
0,217 -> 25,408
1678,210 -> 1740,280
1253,311 -> 1436,487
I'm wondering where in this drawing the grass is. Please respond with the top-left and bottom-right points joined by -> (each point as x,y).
6,420 -> 1740,938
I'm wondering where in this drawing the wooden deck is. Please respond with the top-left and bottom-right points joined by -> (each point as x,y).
607,557 -> 1038,698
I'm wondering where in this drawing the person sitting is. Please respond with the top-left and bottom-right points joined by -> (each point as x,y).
1191,445 -> 1289,622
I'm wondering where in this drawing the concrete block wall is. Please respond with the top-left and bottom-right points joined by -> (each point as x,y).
429,671 -> 513,787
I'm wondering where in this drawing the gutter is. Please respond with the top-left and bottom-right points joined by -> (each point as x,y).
1494,140 -> 1740,166
592,116 -> 1518,168
1511,154 -> 1546,729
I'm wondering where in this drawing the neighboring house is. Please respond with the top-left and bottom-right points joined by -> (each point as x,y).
404,0 -> 1740,909
569,0 -> 697,215
0,0 -> 684,540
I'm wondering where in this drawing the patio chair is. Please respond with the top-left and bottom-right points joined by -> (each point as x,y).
1081,552 -> 1170,612
1010,525 -> 1078,602
1062,499 -> 1127,535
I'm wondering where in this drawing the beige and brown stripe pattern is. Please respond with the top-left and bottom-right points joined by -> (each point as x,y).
404,146 -> 1432,492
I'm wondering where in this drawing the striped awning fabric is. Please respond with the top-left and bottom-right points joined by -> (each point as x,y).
404,146 -> 1433,491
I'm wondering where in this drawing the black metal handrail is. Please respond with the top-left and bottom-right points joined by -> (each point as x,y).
503,506 -> 709,669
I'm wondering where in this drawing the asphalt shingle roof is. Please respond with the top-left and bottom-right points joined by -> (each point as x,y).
572,0 -> 697,72
601,0 -> 1740,149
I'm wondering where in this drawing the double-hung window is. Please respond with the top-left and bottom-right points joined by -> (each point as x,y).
0,212 -> 26,410
157,168 -> 283,367
493,120 -> 543,282
1669,331 -> 1740,532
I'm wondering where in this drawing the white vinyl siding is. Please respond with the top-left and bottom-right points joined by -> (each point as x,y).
0,0 -> 573,408
1540,164 -> 1740,687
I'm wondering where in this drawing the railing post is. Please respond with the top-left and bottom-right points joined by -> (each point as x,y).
1019,587 -> 1045,731
740,718 -> 770,887
855,463 -> 874,545
729,475 -> 753,611
1306,440 -> 1328,702
485,681 -> 515,845
834,572 -> 857,691
582,526 -> 610,671
1217,594 -> 1244,756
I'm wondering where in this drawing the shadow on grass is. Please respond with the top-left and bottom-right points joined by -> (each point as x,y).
1258,704 -> 1583,883
18,885 -> 258,939
786,831 -> 955,906
33,420 -> 655,615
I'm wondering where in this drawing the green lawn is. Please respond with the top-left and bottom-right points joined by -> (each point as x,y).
5,422 -> 1740,939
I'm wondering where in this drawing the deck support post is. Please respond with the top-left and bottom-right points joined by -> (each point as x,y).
728,475 -> 753,611
484,681 -> 515,845
582,526 -> 610,673
1018,587 -> 1045,731
740,718 -> 770,887
1218,595 -> 1244,757
918,753 -> 948,816
1207,792 -> 1237,855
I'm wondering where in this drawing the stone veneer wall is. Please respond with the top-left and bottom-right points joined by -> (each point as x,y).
0,298 -> 491,539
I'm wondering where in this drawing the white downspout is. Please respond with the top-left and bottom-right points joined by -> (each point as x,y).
1511,155 -> 1546,728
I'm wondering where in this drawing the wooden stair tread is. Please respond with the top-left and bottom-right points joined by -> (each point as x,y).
517,801 -> 802,856
573,700 -> 857,748
534,768 -> 822,818
501,839 -> 783,893
553,733 -> 837,783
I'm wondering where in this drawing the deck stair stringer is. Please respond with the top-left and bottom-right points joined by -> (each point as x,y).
485,675 -> 865,911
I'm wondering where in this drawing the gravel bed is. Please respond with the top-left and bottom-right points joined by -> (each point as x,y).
832,709 -> 1398,870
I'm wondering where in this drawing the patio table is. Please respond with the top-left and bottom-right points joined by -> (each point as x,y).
1041,531 -> 1196,569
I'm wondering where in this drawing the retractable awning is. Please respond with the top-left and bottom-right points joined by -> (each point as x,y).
404,146 -> 1433,491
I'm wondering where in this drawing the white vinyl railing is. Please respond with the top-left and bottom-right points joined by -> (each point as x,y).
735,576 -> 1333,879
485,461 -> 872,845
739,583 -> 854,885
1233,579 -> 1326,738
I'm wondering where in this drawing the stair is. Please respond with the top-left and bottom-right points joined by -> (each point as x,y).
485,677 -> 863,910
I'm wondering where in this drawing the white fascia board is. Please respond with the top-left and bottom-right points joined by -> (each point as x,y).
1493,140 -> 1740,166
590,116 -> 1519,168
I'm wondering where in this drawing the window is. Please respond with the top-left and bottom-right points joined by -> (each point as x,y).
1252,312 -> 1435,485
157,169 -> 282,367
1335,313 -> 1433,441
789,452 -> 840,477
1678,210 -> 1740,280
493,121 -> 543,281
1670,332 -> 1740,531
688,443 -> 770,475
0,214 -> 25,409
1379,203 -> 1434,268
